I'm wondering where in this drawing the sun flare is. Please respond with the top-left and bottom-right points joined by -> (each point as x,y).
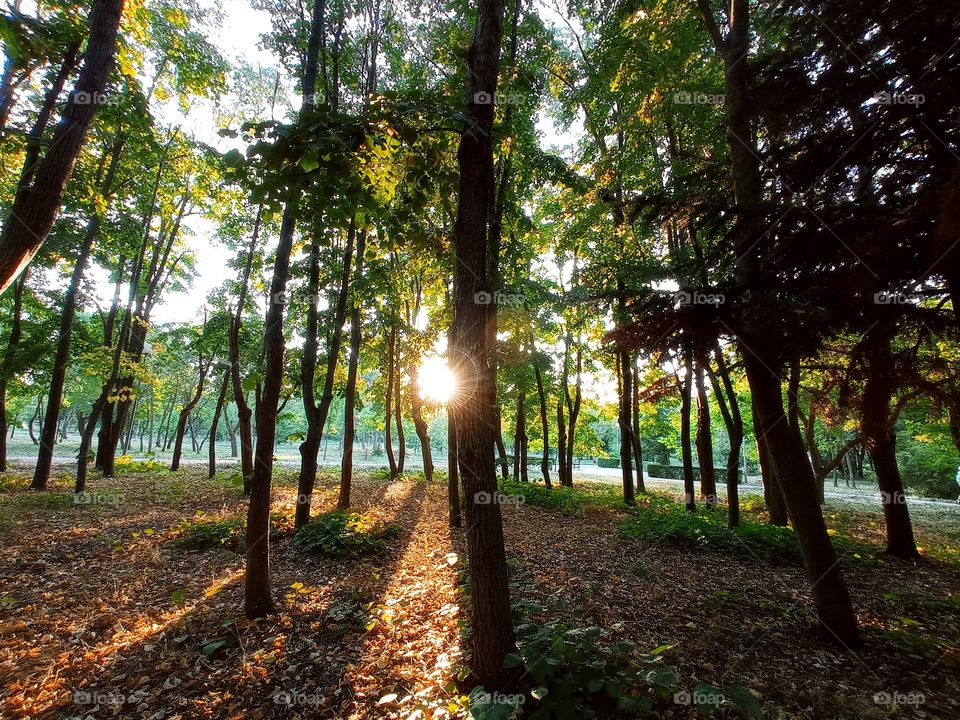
418,356 -> 456,404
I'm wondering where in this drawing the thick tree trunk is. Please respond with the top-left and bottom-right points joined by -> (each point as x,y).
0,0 -> 124,293
556,400 -> 568,487
861,329 -> 919,558
449,0 -> 516,689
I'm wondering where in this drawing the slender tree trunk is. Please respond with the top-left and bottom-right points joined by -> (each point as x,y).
0,0 -> 124,293
0,272 -> 27,470
208,368 -> 230,479
694,359 -> 717,506
556,400 -> 568,487
394,358 -> 406,474
630,360 -> 645,493
447,405 -> 461,527
680,350 -> 696,512
294,218 -> 354,527
338,232 -> 366,508
449,0 -> 516,688
618,351 -> 636,504
171,356 -> 211,471
384,324 -> 398,477
494,407 -> 509,481
409,367 -> 434,481
534,364 -> 551,487
706,349 -> 743,527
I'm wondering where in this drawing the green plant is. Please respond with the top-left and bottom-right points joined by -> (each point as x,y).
175,517 -> 243,551
293,510 -> 400,558
115,454 -> 167,473
596,457 -> 620,469
470,618 -> 679,719
498,479 -> 580,514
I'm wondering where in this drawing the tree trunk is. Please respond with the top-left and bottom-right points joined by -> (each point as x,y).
449,0 -> 516,689
447,405 -> 461,527
384,324 -> 398,477
294,217 -> 353,527
208,368 -> 230,479
409,366 -> 434,481
0,271 -> 27,470
338,232 -> 367,509
694,359 -> 717,506
680,350 -> 696,512
494,406 -> 509,481
630,359 -> 645,494
618,350 -> 635,504
861,329 -> 919,558
706,349 -> 743,528
534,364 -> 551,487
556,400 -> 568,487
171,355 -> 211,471
394,358 -> 406,474
0,0 -> 124,293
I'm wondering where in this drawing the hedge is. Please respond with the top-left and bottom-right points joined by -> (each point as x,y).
646,463 -> 728,481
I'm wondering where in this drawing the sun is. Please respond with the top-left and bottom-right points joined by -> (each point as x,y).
418,356 -> 456,404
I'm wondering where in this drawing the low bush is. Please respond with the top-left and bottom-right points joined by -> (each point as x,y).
498,478 -> 580,514
175,517 -> 243,551
293,509 -> 400,558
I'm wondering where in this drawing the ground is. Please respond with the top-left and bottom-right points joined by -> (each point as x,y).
0,461 -> 957,720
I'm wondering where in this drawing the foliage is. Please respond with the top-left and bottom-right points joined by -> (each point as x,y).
293,510 -> 400,559
498,479 -> 580,515
174,517 -> 243,551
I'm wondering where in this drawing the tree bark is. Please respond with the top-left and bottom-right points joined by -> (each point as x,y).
171,353 -> 212,471
449,0 -> 516,689
338,231 -> 366,509
630,359 -> 645,494
618,350 -> 635,504
706,348 -> 743,528
680,349 -> 696,512
694,358 -> 718,506
534,364 -> 551,487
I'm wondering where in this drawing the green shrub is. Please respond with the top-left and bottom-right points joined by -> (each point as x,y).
470,618 -> 679,719
498,478 -> 580,514
618,497 -> 802,563
293,510 -> 399,558
175,517 -> 243,551
596,457 -> 620,469
116,454 -> 167,473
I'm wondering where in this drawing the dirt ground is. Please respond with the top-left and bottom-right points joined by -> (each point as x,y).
0,463 -> 957,719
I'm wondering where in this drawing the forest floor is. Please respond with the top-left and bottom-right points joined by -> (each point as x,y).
0,463 -> 958,720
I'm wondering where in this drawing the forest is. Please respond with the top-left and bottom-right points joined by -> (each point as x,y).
0,0 -> 958,718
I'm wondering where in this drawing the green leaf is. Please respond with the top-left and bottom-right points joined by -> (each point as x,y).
727,685 -> 762,717
171,588 -> 186,605
201,638 -> 228,656
503,652 -> 524,669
